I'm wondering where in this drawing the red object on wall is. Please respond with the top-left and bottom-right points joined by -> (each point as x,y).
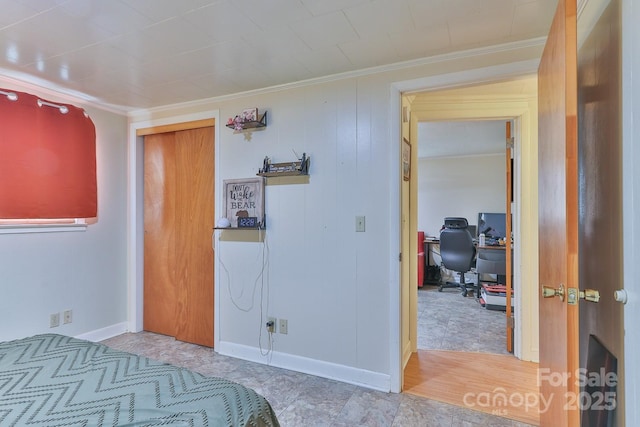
0,88 -> 97,219
417,231 -> 425,287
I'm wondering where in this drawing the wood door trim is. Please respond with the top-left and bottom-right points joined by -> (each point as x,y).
136,119 -> 215,136
505,121 -> 514,353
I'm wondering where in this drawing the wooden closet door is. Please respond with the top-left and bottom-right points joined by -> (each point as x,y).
143,126 -> 214,348
143,133 -> 177,337
174,127 -> 214,347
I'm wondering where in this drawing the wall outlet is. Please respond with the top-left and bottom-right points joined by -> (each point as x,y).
266,317 -> 276,333
63,309 -> 73,324
50,313 -> 60,328
278,319 -> 288,335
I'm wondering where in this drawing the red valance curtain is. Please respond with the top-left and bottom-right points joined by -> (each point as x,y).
0,88 -> 97,219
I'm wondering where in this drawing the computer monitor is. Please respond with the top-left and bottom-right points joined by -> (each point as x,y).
477,212 -> 506,239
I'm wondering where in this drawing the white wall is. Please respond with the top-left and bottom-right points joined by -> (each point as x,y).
0,80 -> 129,342
417,154 -> 506,237
129,44 -> 543,390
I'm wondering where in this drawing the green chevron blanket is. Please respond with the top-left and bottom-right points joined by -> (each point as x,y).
0,334 -> 279,426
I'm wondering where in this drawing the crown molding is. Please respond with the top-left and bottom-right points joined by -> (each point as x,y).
0,68 -> 130,116
129,37 -> 547,117
0,35 -> 548,117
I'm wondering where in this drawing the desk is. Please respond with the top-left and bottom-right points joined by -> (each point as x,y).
422,239 -> 507,287
477,244 -> 507,251
476,245 -> 509,299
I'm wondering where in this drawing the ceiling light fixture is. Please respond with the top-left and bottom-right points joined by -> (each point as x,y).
37,98 -> 69,114
0,90 -> 18,101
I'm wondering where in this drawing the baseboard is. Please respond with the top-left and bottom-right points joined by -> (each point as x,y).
216,341 -> 391,392
73,328 -> 392,391
75,322 -> 129,342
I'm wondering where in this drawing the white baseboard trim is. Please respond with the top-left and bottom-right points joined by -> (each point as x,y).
72,328 -> 391,392
216,341 -> 391,392
75,322 -> 129,342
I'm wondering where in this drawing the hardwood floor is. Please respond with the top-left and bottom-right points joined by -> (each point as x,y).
404,350 -> 539,425
406,287 -> 540,425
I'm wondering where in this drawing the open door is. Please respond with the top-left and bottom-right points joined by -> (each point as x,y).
538,0 -> 624,424
537,0 -> 580,424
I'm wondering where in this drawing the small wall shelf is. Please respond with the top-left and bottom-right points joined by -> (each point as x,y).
257,153 -> 310,177
214,227 -> 264,230
226,111 -> 267,131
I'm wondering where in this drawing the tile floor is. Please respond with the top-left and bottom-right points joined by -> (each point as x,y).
102,309 -> 532,427
103,287 -> 526,427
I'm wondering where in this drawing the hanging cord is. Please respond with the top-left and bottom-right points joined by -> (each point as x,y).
218,228 -> 268,312
216,226 -> 273,358
256,227 -> 274,358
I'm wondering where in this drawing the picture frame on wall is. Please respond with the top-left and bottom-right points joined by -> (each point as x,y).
402,138 -> 411,181
241,108 -> 258,122
222,177 -> 265,228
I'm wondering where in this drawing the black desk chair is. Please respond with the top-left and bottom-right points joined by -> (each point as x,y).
438,217 -> 477,297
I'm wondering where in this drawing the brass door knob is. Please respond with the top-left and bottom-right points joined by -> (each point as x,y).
580,289 -> 600,303
542,284 -> 565,302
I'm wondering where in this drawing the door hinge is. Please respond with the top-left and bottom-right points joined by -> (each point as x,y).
506,137 -> 515,149
399,252 -> 402,262
507,316 -> 515,328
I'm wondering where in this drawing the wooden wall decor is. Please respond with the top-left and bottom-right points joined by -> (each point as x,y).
222,177 -> 265,228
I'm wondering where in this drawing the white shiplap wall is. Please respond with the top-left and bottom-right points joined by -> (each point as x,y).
128,45 -> 543,390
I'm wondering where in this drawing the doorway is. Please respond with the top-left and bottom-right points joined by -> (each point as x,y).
416,119 -> 510,355
399,78 -> 541,421
400,78 -> 540,365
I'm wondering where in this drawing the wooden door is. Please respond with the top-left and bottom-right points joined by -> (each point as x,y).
144,133 -> 177,337
539,0 -> 623,424
537,0 -> 580,425
143,126 -> 214,348
174,127 -> 214,346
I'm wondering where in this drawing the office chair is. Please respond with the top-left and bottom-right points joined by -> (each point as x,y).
438,217 -> 477,296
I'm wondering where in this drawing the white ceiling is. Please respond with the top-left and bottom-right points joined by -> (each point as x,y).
419,120 -> 508,159
0,0 -> 557,112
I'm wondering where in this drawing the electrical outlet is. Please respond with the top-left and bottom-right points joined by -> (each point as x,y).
266,317 -> 276,333
278,319 -> 288,335
63,309 -> 73,324
50,313 -> 60,328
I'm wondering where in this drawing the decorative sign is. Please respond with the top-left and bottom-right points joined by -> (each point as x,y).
402,138 -> 411,181
222,177 -> 265,228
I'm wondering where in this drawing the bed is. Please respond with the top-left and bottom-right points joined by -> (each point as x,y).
0,334 -> 280,426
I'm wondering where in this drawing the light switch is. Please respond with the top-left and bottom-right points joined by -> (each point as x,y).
356,216 -> 366,232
